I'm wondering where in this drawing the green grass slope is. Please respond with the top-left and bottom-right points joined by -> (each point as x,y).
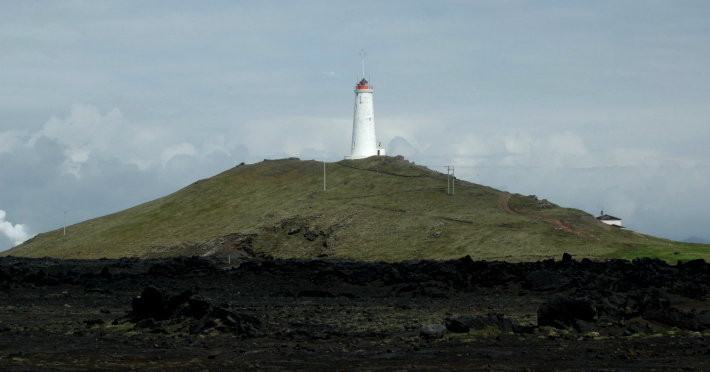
5,156 -> 708,262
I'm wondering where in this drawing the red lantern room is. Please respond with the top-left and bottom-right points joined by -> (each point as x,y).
356,78 -> 369,90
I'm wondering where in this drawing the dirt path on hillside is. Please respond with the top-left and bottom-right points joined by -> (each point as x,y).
498,193 -> 517,215
498,193 -> 597,240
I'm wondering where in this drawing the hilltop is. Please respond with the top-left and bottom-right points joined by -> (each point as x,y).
5,156 -> 707,261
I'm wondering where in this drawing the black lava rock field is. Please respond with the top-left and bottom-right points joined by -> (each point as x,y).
2,254 -> 710,370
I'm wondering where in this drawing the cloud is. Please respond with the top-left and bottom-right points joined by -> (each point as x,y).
0,210 -> 30,247
0,130 -> 26,153
19,104 -> 252,175
387,136 -> 420,158
239,116 -> 351,161
502,133 -> 532,156
29,104 -> 127,176
547,133 -> 588,157
161,143 -> 198,167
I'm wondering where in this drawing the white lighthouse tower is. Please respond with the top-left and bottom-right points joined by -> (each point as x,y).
347,51 -> 385,159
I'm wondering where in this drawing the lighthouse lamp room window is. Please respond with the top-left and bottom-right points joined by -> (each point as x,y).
346,51 -> 386,160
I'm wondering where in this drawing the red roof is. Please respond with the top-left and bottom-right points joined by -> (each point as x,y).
356,78 -> 369,89
597,214 -> 621,221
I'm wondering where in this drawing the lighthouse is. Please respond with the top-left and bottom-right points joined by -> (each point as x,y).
347,51 -> 385,159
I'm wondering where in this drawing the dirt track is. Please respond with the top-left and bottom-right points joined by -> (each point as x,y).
498,192 -> 597,240
2,255 -> 710,370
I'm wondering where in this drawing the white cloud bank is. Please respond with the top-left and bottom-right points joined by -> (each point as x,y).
0,210 -> 30,247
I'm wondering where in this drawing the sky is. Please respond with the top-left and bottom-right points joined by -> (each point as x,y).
1,1 -> 709,251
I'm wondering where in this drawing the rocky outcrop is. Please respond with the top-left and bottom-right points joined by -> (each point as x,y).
118,285 -> 261,337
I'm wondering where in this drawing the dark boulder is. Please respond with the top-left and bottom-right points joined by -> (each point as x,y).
132,286 -> 166,320
211,306 -> 262,337
595,292 -> 634,325
538,296 -> 596,329
167,287 -> 197,314
99,266 -> 112,283
187,295 -> 212,319
445,316 -> 472,333
446,313 -> 531,334
420,324 -> 447,339
482,313 -> 518,333
124,285 -> 261,337
561,252 -> 573,263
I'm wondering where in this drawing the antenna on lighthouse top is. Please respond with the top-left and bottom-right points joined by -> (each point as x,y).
360,49 -> 366,79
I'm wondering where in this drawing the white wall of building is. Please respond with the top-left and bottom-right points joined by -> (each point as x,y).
601,219 -> 623,227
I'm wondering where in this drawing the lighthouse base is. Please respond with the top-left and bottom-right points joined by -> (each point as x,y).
345,146 -> 386,160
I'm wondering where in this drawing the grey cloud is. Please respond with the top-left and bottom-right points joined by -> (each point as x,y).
387,136 -> 420,159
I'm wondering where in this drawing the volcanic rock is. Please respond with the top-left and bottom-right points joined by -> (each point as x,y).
538,295 -> 596,329
524,270 -> 570,291
420,324 -> 448,339
445,313 -> 530,334
132,286 -> 166,320
124,285 -> 261,336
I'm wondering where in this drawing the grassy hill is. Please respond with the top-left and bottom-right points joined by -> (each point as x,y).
5,156 -> 708,262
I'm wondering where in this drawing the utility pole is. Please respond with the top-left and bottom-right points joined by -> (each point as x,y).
63,210 -> 67,236
323,161 -> 326,191
444,166 -> 455,196
446,171 -> 451,195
